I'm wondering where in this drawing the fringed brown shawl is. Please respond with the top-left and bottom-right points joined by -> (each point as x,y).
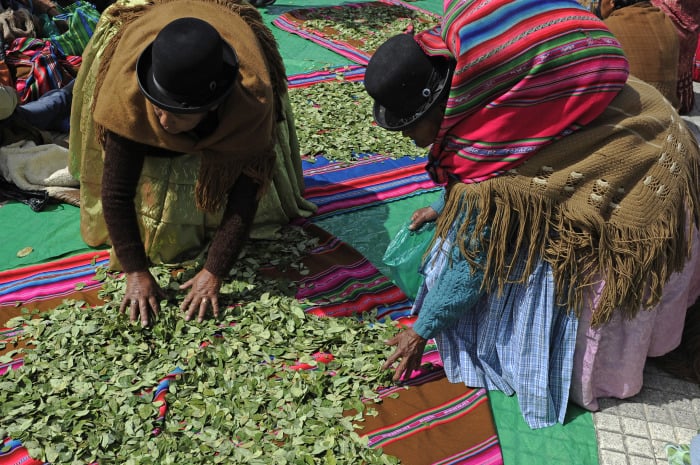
91,0 -> 287,212
436,77 -> 700,326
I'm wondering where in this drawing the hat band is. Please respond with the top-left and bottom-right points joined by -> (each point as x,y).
151,74 -> 217,108
391,66 -> 449,127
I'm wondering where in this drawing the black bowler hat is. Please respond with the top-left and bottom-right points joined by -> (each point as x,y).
137,17 -> 239,114
364,34 -> 454,131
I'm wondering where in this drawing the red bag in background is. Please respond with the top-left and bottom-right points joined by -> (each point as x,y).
694,39 -> 700,82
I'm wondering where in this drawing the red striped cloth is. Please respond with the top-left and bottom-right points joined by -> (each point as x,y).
301,153 -> 440,219
288,64 -> 366,88
417,0 -> 629,185
0,251 -> 109,307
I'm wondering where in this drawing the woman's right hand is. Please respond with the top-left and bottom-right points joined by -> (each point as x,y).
120,270 -> 166,327
409,206 -> 439,231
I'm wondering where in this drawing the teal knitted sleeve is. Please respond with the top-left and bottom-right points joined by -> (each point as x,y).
429,188 -> 446,215
411,217 -> 487,340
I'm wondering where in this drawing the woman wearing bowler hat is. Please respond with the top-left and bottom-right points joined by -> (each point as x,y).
365,0 -> 700,429
68,0 -> 316,327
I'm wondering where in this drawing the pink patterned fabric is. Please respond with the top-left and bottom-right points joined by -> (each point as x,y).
650,0 -> 700,112
570,225 -> 700,411
694,39 -> 700,81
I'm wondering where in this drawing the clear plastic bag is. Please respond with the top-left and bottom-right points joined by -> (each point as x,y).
382,221 -> 436,299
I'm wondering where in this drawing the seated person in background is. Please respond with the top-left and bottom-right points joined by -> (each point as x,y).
68,0 -> 316,327
0,79 -> 73,145
364,0 -> 700,429
597,0 -> 681,109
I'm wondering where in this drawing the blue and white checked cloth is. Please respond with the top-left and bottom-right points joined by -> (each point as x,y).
414,230 -> 578,429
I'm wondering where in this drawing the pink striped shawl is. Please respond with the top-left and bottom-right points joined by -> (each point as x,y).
415,0 -> 629,185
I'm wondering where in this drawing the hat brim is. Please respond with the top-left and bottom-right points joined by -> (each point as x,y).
136,40 -> 238,115
372,61 -> 453,131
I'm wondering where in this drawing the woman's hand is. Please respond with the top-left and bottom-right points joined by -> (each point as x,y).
382,327 -> 428,382
121,270 -> 166,327
180,268 -> 222,323
409,206 -> 438,231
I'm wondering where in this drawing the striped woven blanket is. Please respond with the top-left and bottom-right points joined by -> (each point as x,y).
301,153 -> 440,219
288,64 -> 366,88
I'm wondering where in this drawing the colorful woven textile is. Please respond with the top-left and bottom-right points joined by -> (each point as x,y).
0,438 -> 43,465
5,37 -> 78,104
302,153 -> 440,219
416,0 -> 629,185
358,378 -> 502,465
272,0 -> 440,65
40,1 -> 101,57
0,251 -> 108,307
287,65 -> 366,88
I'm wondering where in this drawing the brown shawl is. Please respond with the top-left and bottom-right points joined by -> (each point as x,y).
605,2 -> 681,109
91,0 -> 287,212
436,77 -> 700,326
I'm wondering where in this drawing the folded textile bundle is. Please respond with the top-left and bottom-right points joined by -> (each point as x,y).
0,140 -> 79,208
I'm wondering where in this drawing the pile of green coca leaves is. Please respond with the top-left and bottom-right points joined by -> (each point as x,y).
290,78 -> 427,163
300,2 -> 439,54
287,2 -> 439,163
0,226 -> 401,464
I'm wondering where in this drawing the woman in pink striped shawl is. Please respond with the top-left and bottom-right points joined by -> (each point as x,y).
365,0 -> 700,428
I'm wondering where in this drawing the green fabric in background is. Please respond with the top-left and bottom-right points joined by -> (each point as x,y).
314,191 -> 441,279
0,202 -> 103,272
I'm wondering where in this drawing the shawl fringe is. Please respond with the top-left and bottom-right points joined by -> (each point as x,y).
435,160 -> 700,327
195,148 -> 276,211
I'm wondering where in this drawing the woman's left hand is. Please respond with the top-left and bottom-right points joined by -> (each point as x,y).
179,269 -> 222,323
382,327 -> 428,382
409,206 -> 438,231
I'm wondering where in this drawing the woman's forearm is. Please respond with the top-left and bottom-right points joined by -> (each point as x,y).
204,174 -> 260,277
102,131 -> 150,272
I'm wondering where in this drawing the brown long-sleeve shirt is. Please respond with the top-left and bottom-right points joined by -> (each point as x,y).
101,130 -> 259,277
